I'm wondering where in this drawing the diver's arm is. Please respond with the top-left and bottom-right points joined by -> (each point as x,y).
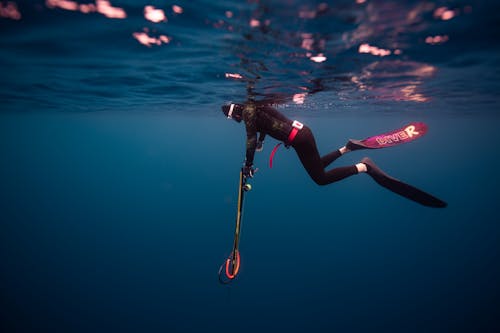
245,132 -> 257,166
256,132 -> 266,152
243,107 -> 258,166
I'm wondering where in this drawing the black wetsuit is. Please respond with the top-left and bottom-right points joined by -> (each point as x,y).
243,104 -> 358,185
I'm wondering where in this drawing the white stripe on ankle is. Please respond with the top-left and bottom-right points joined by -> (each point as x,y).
356,163 -> 367,173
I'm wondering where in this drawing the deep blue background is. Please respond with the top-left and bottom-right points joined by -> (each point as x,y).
1,0 -> 500,332
1,111 -> 499,332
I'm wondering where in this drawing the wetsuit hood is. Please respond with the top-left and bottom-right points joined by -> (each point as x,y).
222,103 -> 244,122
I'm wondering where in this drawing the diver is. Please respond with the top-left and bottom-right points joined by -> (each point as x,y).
221,101 -> 446,208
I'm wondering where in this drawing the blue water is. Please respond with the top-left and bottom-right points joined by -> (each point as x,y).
1,1 -> 500,332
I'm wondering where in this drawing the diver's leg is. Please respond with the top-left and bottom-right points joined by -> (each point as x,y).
320,145 -> 351,168
293,127 -> 360,185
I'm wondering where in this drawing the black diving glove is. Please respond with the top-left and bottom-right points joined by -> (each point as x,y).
256,140 -> 264,152
242,165 -> 256,178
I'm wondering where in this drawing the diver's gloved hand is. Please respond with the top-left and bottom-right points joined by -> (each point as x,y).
256,140 -> 264,152
242,165 -> 256,178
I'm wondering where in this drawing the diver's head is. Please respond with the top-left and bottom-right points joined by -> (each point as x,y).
221,103 -> 244,123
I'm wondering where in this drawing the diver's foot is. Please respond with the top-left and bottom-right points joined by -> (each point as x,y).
346,139 -> 367,151
361,157 -> 391,180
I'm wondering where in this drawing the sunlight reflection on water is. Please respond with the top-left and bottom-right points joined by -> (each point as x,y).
0,0 -> 497,113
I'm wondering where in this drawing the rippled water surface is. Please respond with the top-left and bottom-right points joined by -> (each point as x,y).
1,0 -> 499,112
